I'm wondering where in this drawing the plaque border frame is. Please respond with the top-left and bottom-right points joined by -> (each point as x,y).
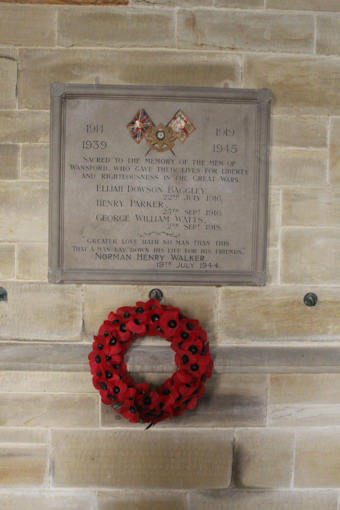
49,83 -> 272,286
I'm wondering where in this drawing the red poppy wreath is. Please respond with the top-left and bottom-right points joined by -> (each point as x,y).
88,298 -> 213,427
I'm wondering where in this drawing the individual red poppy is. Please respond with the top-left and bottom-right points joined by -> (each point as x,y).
159,310 -> 180,338
110,374 -> 128,402
120,400 -> 140,423
126,318 -> 147,335
116,305 -> 136,320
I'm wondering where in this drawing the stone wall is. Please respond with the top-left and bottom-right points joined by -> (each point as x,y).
0,1 -> 340,508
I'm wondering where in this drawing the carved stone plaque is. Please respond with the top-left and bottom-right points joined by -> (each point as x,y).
49,84 -> 271,285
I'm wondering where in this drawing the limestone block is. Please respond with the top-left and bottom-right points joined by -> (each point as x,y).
272,115 -> 328,148
0,446 -> 48,487
282,189 -> 340,227
281,228 -> 340,284
0,57 -> 17,109
268,0 -> 340,11
244,55 -> 340,114
0,283 -> 82,340
0,393 -> 99,427
0,111 -> 49,143
235,429 -> 294,488
270,148 -> 327,185
18,49 -> 240,109
0,244 -> 15,279
52,429 -> 233,488
330,118 -> 340,184
58,7 -> 175,48
178,10 -> 313,53
0,144 -> 19,179
21,144 -> 49,180
0,4 -> 56,46
17,243 -> 48,281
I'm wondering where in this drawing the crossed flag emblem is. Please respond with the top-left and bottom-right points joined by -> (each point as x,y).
127,109 -> 196,155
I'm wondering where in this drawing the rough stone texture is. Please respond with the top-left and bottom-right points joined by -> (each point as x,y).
269,404 -> 340,427
0,371 -> 94,393
244,55 -> 340,115
101,373 -> 267,428
0,182 -> 48,242
178,10 -> 313,53
0,111 -> 49,143
268,188 -> 280,248
0,394 -> 99,427
0,244 -> 15,279
189,490 -> 338,510
235,429 -> 294,488
267,248 -> 279,285
330,117 -> 340,184
281,229 -> 340,284
0,492 -> 96,510
17,243 -> 48,280
295,430 -> 340,487
0,145 -> 19,179
316,15 -> 340,56
0,429 -> 48,443
21,144 -> 49,180
282,189 -> 340,227
84,284 -> 217,339
0,57 -> 17,109
270,148 -> 327,185
272,115 -> 328,148
0,4 -> 56,46
0,446 -> 48,487
219,287 -> 340,341
97,491 -> 187,510
267,0 -> 340,10
18,49 -> 240,109
58,7 -> 175,48
216,0 -> 264,6
52,429 -> 233,488
0,283 -> 82,340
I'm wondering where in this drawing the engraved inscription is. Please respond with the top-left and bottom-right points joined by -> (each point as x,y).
49,86 -> 271,284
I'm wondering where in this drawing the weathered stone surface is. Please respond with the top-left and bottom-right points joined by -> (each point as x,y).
316,15 -> 340,56
281,229 -> 340,284
269,404 -> 340,427
235,429 -> 294,488
178,10 -> 313,53
330,118 -> 340,184
0,492 -> 96,510
244,55 -> 340,114
0,394 -> 99,427
267,0 -> 340,10
0,144 -> 19,179
269,374 -> 340,426
0,445 -> 48,487
189,490 -> 338,510
0,111 -> 49,143
97,490 -> 187,510
17,243 -> 48,280
18,49 -> 240,109
295,430 -> 340,486
0,182 -> 48,242
216,0 -> 263,6
101,373 -> 267,428
0,244 -> 15,279
282,189 -> 340,226
21,144 -> 49,180
268,188 -> 280,248
0,4 -> 56,46
271,148 -> 327,185
134,0 -> 213,5
0,428 -> 48,444
58,7 -> 175,48
267,248 -> 279,284
219,287 -> 340,341
0,283 -> 82,340
0,57 -> 17,109
0,371 -> 93,393
52,429 -> 233,488
84,285 -> 217,339
272,115 -> 328,148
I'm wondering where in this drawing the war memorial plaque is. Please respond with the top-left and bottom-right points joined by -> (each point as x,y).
49,84 -> 271,285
